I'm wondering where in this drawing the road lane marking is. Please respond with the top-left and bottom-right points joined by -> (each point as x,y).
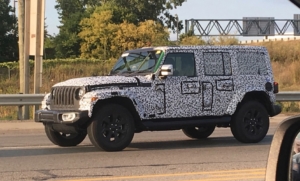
0,145 -> 57,150
0,145 -> 93,150
64,168 -> 266,181
182,175 -> 265,181
210,171 -> 265,177
185,171 -> 265,181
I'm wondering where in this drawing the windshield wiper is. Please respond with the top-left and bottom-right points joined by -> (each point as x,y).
117,71 -> 135,75
123,57 -> 131,71
136,65 -> 156,73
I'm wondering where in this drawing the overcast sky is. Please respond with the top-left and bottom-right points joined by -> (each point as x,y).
41,0 -> 300,40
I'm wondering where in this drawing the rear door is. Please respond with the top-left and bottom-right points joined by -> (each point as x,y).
200,50 -> 235,115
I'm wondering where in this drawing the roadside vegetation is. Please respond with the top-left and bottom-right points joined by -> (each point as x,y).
251,40 -> 300,91
248,40 -> 300,113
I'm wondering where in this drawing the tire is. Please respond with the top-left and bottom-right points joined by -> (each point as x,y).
87,104 -> 135,151
230,101 -> 269,143
182,125 -> 215,139
45,125 -> 87,147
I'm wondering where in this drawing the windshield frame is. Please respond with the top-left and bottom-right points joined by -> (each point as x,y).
110,49 -> 164,76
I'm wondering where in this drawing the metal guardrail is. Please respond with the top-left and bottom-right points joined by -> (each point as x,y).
276,91 -> 300,101
0,94 -> 45,106
0,94 -> 45,120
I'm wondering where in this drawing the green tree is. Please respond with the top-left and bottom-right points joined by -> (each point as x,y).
79,10 -> 118,59
180,36 -> 206,45
55,0 -> 187,58
54,0 -> 91,58
79,10 -> 169,59
0,0 -> 18,62
95,0 -> 187,32
179,30 -> 205,45
43,21 -> 56,59
207,36 -> 239,45
44,35 -> 56,59
179,29 -> 195,41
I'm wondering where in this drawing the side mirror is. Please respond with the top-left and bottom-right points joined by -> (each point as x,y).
265,115 -> 300,181
160,64 -> 173,76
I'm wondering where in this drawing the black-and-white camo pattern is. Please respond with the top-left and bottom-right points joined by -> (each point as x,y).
53,76 -> 138,87
44,45 -> 277,119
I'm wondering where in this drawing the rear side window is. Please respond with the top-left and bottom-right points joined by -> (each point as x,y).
203,52 -> 232,76
237,52 -> 268,75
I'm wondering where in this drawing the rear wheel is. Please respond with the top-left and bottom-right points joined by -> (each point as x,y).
230,101 -> 269,143
87,104 -> 135,151
45,125 -> 87,146
182,125 -> 215,139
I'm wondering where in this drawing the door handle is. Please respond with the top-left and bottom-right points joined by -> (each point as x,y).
187,84 -> 196,88
223,83 -> 232,87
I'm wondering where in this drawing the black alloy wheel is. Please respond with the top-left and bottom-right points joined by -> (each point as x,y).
45,125 -> 87,146
230,101 -> 269,143
87,104 -> 135,151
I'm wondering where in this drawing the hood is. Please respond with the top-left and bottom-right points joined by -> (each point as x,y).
53,76 -> 151,87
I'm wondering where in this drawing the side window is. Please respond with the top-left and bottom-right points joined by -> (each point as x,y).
163,53 -> 196,76
237,52 -> 268,75
203,52 -> 232,76
258,53 -> 268,75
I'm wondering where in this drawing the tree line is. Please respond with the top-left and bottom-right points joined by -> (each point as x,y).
0,0 -> 18,62
0,0 -> 239,62
49,0 -> 188,59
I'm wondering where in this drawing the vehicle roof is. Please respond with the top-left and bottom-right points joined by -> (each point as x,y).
124,45 -> 267,53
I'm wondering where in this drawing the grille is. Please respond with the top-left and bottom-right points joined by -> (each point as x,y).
50,87 -> 79,110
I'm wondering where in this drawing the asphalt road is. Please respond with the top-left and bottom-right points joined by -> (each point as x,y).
0,114 -> 292,181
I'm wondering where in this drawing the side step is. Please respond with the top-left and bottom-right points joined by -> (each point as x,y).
140,116 -> 231,131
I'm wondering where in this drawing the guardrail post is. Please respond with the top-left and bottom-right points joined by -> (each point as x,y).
18,92 -> 24,120
18,105 -> 23,120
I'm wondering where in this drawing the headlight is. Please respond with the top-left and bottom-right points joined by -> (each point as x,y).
51,89 -> 56,98
76,87 -> 85,100
62,112 -> 77,122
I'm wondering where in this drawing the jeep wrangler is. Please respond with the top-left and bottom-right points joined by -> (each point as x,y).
35,45 -> 281,151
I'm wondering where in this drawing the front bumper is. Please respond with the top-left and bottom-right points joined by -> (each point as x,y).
35,110 -> 89,124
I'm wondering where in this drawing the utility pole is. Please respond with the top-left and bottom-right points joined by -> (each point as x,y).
13,1 -> 17,18
18,0 -> 29,120
18,0 -> 24,109
33,0 -> 43,101
27,0 -> 45,115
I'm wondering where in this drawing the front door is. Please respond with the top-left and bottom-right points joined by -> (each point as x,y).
156,51 -> 202,118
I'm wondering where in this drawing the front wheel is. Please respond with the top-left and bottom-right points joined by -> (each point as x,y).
45,125 -> 87,147
87,104 -> 135,152
230,101 -> 269,143
182,125 -> 215,139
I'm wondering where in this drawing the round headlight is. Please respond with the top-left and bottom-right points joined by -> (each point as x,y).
78,88 -> 85,98
75,88 -> 85,100
51,89 -> 56,98
76,88 -> 85,100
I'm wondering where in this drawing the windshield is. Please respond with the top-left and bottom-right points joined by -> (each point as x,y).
110,49 -> 163,75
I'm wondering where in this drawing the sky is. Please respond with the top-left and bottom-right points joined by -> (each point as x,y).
31,0 -> 300,40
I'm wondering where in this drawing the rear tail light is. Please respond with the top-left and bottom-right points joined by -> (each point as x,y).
273,82 -> 279,93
